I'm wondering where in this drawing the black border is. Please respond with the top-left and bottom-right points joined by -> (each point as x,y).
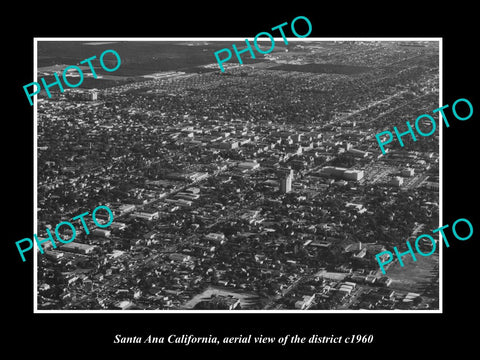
6,5 -> 478,355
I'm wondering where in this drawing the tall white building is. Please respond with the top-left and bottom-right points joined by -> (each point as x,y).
280,171 -> 293,193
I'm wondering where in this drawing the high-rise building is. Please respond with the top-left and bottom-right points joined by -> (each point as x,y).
280,171 -> 293,193
90,90 -> 98,101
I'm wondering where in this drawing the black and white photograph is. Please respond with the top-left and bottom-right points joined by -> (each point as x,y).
33,38 -> 441,312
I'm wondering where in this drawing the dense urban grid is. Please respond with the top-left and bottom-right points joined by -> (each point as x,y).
36,40 -> 439,310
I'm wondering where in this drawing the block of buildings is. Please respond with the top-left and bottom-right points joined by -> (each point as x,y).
60,242 -> 97,255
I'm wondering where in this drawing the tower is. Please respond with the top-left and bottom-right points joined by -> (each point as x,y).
280,170 -> 293,193
90,89 -> 98,101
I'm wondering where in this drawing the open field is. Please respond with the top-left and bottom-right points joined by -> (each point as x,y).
38,41 -> 280,76
387,253 -> 439,293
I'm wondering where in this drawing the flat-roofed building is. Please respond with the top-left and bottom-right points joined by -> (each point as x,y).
92,228 -> 111,238
130,212 -> 157,221
343,169 -> 364,181
60,242 -> 97,255
237,161 -> 260,170
117,204 -> 136,215
110,222 -> 127,231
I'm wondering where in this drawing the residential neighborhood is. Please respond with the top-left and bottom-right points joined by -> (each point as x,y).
36,40 -> 439,310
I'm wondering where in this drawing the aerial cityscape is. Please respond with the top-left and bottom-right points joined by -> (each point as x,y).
36,39 -> 440,311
